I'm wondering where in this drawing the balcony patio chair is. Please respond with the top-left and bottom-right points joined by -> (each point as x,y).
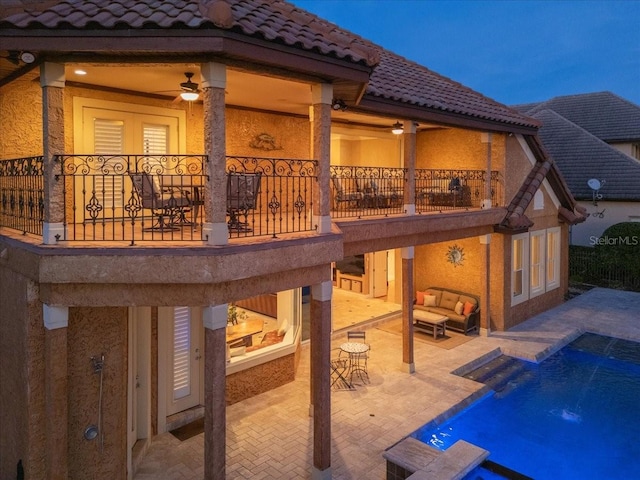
331,176 -> 364,210
129,173 -> 192,231
227,172 -> 262,232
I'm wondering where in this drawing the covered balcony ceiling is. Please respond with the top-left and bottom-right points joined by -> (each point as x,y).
0,55 -> 436,133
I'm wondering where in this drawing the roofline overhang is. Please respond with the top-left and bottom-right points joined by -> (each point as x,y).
0,28 -> 373,97
356,95 -> 540,135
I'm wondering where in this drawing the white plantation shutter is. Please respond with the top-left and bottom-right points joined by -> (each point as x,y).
93,118 -> 125,208
172,306 -> 191,400
143,124 -> 168,154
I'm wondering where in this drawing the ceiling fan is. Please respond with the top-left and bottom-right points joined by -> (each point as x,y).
153,72 -> 201,103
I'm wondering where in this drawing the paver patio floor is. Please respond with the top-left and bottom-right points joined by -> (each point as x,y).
135,287 -> 640,479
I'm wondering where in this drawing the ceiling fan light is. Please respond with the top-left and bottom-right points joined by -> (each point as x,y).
180,91 -> 199,101
391,121 -> 404,135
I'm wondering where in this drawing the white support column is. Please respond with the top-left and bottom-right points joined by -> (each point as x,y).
310,84 -> 333,234
201,62 -> 229,246
481,132 -> 493,210
41,62 -> 67,244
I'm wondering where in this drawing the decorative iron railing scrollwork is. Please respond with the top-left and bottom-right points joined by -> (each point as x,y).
58,154 -> 206,243
225,156 -> 318,238
329,165 -> 407,218
0,156 -> 44,235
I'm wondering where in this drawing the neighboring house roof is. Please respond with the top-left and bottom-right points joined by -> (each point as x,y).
514,92 -> 640,202
362,49 -> 539,131
513,91 -> 640,143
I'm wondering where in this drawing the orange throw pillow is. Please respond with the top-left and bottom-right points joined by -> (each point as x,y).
463,301 -> 475,315
416,291 -> 425,305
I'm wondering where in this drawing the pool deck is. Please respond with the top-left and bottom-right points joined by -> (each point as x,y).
134,287 -> 640,479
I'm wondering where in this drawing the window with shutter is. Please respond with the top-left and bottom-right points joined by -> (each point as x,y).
172,306 -> 191,400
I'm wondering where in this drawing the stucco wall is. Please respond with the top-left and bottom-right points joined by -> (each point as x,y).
0,73 -> 43,159
0,267 -> 46,479
414,236 -> 485,297
67,307 -> 128,480
570,200 -> 640,246
416,128 -> 506,172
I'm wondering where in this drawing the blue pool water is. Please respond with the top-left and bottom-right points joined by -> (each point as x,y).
412,333 -> 640,479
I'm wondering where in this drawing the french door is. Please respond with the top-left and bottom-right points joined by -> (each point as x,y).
72,98 -> 184,222
163,306 -> 203,415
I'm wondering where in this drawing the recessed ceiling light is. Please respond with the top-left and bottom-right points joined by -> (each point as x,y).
74,69 -> 87,75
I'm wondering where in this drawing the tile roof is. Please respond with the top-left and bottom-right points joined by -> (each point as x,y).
1,1 -> 540,130
0,0 -> 380,67
531,109 -> 640,201
366,50 -> 539,129
500,135 -> 587,230
513,91 -> 640,142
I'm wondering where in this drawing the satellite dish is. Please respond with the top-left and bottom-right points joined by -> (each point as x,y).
587,178 -> 601,190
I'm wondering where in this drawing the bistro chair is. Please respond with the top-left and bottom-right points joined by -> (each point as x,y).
330,348 -> 353,390
129,173 -> 191,231
342,330 -> 370,384
227,172 -> 262,232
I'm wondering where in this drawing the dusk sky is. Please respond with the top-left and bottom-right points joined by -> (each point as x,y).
294,0 -> 640,107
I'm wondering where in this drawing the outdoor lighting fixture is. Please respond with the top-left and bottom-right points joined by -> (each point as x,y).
74,69 -> 87,76
180,91 -> 199,101
391,121 -> 404,135
332,99 -> 347,111
179,72 -> 200,102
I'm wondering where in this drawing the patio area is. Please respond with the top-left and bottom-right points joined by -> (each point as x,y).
134,287 -> 640,479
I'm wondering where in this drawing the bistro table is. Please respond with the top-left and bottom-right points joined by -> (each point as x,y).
340,342 -> 370,384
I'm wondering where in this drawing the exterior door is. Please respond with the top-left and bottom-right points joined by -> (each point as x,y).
72,98 -> 184,222
165,306 -> 203,415
370,250 -> 388,298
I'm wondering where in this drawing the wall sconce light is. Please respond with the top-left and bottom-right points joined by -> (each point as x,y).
332,99 -> 347,111
391,121 -> 404,135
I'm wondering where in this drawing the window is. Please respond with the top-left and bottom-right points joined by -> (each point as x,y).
546,227 -> 561,290
512,228 -> 562,306
632,143 -> 640,161
530,231 -> 546,297
512,233 -> 529,305
533,190 -> 544,210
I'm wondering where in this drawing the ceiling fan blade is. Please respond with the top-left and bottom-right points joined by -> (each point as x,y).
172,94 -> 183,104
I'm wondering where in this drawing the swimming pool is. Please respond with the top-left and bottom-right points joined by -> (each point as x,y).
412,333 -> 640,479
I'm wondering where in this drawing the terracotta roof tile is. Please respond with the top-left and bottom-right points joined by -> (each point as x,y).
0,0 -> 380,66
366,50 -> 539,129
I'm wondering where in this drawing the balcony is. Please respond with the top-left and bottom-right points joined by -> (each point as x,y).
1,155 -> 502,245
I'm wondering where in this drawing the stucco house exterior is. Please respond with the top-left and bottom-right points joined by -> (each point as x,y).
514,92 -> 640,246
0,1 -> 586,478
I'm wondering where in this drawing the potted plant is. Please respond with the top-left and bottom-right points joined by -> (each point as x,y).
227,304 -> 247,326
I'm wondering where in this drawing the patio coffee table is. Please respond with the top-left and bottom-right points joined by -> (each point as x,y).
412,310 -> 449,339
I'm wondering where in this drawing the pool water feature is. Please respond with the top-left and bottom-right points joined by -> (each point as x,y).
412,333 -> 640,479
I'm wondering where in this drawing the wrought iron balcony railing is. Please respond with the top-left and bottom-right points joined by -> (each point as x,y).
415,169 -> 502,213
0,156 -> 44,236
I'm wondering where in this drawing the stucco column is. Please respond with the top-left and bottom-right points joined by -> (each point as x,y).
479,234 -> 491,336
401,247 -> 415,373
201,62 -> 229,245
481,132 -> 493,209
310,83 -> 332,234
43,305 -> 69,479
203,305 -> 227,479
403,120 -> 416,215
310,280 -> 332,479
41,62 -> 66,244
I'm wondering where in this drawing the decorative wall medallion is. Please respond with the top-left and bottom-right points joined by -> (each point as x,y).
249,132 -> 283,151
446,244 -> 465,267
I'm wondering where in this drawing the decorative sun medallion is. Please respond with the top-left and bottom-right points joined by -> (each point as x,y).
446,244 -> 465,267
